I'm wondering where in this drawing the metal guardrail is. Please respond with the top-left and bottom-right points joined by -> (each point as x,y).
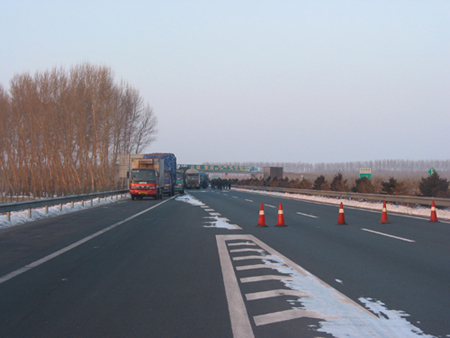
237,185 -> 450,208
0,190 -> 129,222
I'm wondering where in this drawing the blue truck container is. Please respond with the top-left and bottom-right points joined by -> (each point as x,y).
143,153 -> 177,196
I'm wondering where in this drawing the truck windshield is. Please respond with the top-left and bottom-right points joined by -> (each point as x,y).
176,172 -> 183,180
131,170 -> 156,182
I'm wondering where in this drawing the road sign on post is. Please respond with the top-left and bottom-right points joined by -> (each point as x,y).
428,167 -> 437,175
359,167 -> 372,180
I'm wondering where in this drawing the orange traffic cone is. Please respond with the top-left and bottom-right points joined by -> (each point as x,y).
380,201 -> 389,224
430,200 -> 438,222
256,204 -> 267,227
337,202 -> 347,225
275,203 -> 287,227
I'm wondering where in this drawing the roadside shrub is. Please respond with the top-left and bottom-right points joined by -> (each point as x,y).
313,175 -> 327,190
419,173 -> 449,197
299,179 -> 313,189
352,177 -> 375,193
330,172 -> 348,192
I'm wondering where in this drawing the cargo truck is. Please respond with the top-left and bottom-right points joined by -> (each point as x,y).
184,168 -> 201,189
174,170 -> 185,194
143,153 -> 177,196
129,158 -> 164,200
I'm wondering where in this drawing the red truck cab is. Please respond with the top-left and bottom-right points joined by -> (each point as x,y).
130,168 -> 163,200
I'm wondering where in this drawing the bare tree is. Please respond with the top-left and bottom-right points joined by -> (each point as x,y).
1,63 -> 158,197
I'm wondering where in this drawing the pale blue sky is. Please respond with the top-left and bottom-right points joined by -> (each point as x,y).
1,1 -> 449,164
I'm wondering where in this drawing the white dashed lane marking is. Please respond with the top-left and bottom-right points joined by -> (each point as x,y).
296,212 -> 318,218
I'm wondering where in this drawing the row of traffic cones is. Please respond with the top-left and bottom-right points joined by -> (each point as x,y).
256,203 -> 287,227
257,200 -> 439,227
336,200 -> 439,224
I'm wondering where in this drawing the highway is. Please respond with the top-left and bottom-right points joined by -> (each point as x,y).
0,188 -> 449,337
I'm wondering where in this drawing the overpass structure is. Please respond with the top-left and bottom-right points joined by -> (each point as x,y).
178,164 -> 262,174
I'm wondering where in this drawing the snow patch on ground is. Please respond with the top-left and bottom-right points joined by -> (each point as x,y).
203,216 -> 237,229
262,260 -> 439,338
175,194 -> 205,206
175,194 -> 240,229
0,195 -> 129,230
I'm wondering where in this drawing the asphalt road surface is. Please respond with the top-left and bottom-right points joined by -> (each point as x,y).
1,188 -> 449,338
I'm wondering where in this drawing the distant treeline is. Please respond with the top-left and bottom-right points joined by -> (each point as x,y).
207,160 -> 450,176
0,63 -> 157,197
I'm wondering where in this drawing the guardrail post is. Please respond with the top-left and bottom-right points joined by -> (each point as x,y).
81,200 -> 84,207
91,199 -> 93,206
45,206 -> 48,214
60,203 -> 63,211
28,208 -> 32,218
98,197 -> 100,203
7,211 -> 10,222
71,201 -> 74,208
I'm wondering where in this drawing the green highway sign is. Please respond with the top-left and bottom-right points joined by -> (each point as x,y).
359,167 -> 372,180
428,167 -> 437,175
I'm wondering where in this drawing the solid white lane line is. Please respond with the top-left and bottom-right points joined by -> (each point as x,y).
361,228 -> 415,243
240,275 -> 294,283
236,264 -> 287,271
296,212 -> 318,218
216,236 -> 255,338
0,197 -> 176,285
245,289 -> 311,301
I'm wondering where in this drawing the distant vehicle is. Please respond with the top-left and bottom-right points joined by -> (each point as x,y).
174,170 -> 185,194
143,153 -> 177,196
184,169 -> 201,189
129,158 -> 164,200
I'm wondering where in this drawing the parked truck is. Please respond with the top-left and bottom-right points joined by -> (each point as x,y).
143,153 -> 177,196
184,168 -> 201,189
174,170 -> 185,194
129,158 -> 164,200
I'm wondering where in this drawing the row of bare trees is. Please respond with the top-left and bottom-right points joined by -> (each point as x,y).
0,63 -> 157,198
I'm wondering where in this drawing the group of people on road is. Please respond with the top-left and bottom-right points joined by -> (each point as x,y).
210,178 -> 231,190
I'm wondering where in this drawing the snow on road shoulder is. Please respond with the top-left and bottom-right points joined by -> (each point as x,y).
0,195 -> 130,230
233,188 -> 450,221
